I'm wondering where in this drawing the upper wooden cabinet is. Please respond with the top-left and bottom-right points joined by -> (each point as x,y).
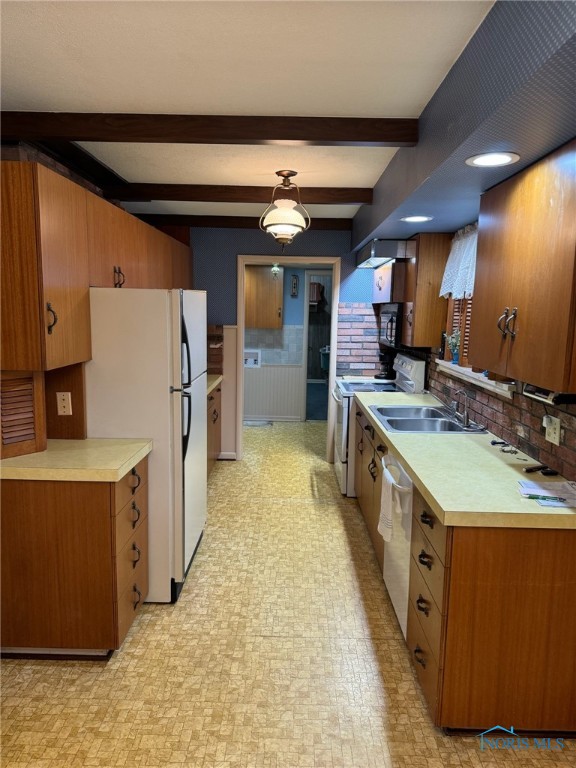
1,161 -> 92,371
87,192 -> 146,288
400,233 -> 451,348
245,265 -> 284,328
468,140 -> 576,392
171,238 -> 193,289
141,224 -> 174,289
372,260 -> 406,304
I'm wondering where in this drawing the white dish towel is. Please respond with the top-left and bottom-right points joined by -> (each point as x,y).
378,455 -> 413,542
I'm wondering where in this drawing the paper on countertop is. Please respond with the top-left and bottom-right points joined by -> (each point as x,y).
518,479 -> 576,507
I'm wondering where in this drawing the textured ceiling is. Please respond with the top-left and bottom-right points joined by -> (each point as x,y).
1,1 -> 574,248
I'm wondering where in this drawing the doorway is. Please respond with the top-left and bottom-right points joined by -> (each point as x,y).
304,270 -> 332,420
237,255 -> 340,462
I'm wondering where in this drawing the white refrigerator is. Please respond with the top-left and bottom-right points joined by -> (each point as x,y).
85,288 -> 207,603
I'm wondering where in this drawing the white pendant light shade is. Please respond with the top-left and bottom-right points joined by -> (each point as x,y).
260,170 -> 311,247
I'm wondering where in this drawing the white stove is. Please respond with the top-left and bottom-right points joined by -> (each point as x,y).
332,354 -> 426,496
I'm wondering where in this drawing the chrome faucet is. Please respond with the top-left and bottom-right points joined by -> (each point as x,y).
452,389 -> 470,427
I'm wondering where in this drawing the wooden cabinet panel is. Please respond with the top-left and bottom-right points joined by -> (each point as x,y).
0,371 -> 47,458
408,562 -> 444,665
141,224 -> 173,289
410,522 -> 448,612
407,602 -> 441,721
0,457 -> 149,652
87,192 -> 146,288
245,266 -> 284,328
1,161 -> 91,371
412,489 -> 448,564
114,457 -> 148,513
171,239 -> 193,289
441,527 -> 576,731
400,235 -> 450,348
207,386 -> 221,477
469,140 -> 576,391
356,420 -> 385,571
1,480 -> 116,650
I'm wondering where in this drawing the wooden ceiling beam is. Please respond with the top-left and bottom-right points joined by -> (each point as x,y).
2,112 -> 418,147
106,183 -> 372,205
136,214 -> 353,231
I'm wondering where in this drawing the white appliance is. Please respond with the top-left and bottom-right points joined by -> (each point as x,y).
380,454 -> 413,639
85,288 -> 207,603
332,353 -> 426,496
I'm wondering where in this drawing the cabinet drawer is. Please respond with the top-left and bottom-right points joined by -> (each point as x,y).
116,573 -> 148,648
412,489 -> 448,564
411,523 -> 449,611
409,562 -> 444,666
114,458 -> 148,513
407,602 -> 440,722
116,523 -> 148,598
115,493 -> 148,554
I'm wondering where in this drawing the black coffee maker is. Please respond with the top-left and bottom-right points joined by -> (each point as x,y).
375,348 -> 396,380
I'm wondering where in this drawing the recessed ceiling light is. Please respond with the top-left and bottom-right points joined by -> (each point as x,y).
465,152 -> 520,167
400,215 -> 433,223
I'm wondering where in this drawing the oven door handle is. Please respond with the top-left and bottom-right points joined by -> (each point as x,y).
332,386 -> 343,404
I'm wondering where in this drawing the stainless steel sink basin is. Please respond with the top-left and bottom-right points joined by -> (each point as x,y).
383,417 -> 468,432
368,404 -> 486,433
373,405 -> 449,419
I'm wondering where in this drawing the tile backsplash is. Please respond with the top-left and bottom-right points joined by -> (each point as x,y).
429,360 -> 576,481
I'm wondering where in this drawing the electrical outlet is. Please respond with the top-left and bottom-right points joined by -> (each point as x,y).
544,415 -> 561,446
56,391 -> 73,416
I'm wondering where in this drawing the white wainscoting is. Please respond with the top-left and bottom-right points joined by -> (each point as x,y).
244,365 -> 304,421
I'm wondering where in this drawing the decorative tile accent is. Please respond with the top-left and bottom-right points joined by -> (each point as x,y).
2,423 -> 574,766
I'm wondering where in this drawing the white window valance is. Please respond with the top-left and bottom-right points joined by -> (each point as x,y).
439,223 -> 478,299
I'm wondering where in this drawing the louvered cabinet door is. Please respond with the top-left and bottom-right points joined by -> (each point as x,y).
0,371 -> 47,458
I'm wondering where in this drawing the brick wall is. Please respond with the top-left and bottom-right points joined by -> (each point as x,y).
336,303 -> 380,376
429,360 -> 576,481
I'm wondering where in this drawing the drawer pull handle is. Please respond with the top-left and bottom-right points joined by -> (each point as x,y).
376,444 -> 387,454
357,439 -> 363,454
413,646 -> 427,669
131,467 -> 142,494
416,595 -> 430,617
418,550 -> 433,570
368,458 -> 377,480
46,302 -> 58,334
364,424 -> 374,439
131,501 -> 141,529
132,543 -> 141,568
420,511 -> 434,529
133,585 -> 142,610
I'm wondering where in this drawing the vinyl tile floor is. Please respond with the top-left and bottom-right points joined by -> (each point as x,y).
2,423 -> 575,767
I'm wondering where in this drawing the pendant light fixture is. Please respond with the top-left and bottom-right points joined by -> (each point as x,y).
259,170 -> 311,248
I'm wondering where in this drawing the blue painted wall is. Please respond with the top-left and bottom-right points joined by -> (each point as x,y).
191,227 -> 374,325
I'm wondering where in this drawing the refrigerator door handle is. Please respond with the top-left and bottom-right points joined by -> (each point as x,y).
182,391 -> 192,461
181,315 -> 192,388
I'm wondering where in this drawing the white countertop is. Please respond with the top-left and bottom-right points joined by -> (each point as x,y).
354,392 -> 576,529
0,438 -> 153,482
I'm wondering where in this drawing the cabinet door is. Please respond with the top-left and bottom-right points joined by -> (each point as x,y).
502,141 -> 576,390
1,162 -> 91,371
372,264 -> 392,303
36,165 -> 92,370
469,140 -> 576,390
171,239 -> 193,289
404,235 -> 450,348
141,224 -> 173,289
354,413 -> 364,502
1,480 -> 115,649
245,266 -> 284,328
87,192 -> 145,288
468,181 -> 525,377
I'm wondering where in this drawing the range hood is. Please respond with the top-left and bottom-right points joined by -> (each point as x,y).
356,239 -> 408,269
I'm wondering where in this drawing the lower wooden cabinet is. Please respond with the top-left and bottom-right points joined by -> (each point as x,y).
407,487 -> 576,731
207,386 -> 221,478
0,457 -> 148,653
354,411 -> 386,571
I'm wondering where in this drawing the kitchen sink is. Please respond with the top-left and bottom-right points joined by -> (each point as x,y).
372,405 -> 449,419
369,405 -> 486,433
383,417 -> 468,432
